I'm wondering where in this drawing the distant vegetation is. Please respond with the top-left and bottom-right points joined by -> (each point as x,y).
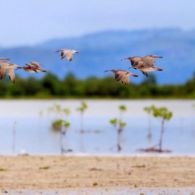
0,72 -> 195,98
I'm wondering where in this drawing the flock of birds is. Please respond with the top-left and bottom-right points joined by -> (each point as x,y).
0,48 -> 163,84
106,55 -> 163,85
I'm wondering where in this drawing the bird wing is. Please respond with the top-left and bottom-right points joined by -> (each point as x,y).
0,64 -> 7,79
115,71 -> 129,84
115,72 -> 123,81
121,73 -> 129,85
7,68 -> 15,82
30,61 -> 40,68
59,50 -> 66,59
142,55 -> 162,67
23,64 -> 35,72
123,75 -> 129,84
142,56 -> 155,66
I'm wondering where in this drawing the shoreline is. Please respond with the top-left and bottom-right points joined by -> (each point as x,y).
3,153 -> 195,157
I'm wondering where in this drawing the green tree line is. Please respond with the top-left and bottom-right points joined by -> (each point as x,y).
0,72 -> 195,98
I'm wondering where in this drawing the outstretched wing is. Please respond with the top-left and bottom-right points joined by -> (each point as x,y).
0,63 -> 9,79
60,50 -> 66,59
142,55 -> 162,67
0,67 -> 6,79
30,61 -> 40,68
7,68 -> 15,82
115,71 -> 129,85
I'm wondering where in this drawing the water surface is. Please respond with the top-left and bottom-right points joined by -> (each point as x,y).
0,100 -> 194,155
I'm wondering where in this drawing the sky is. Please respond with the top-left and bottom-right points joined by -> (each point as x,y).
0,0 -> 194,47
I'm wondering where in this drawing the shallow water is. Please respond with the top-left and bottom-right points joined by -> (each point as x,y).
0,100 -> 195,155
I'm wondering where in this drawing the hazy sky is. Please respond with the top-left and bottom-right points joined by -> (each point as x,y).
0,0 -> 194,47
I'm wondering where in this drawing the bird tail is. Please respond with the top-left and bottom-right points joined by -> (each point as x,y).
41,69 -> 47,72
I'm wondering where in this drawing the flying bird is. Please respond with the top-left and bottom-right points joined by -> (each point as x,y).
122,55 -> 163,68
122,55 -> 163,77
0,63 -> 22,82
56,49 -> 79,61
137,55 -> 163,76
21,61 -> 47,73
105,69 -> 138,85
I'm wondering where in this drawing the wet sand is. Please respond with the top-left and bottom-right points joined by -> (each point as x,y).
0,156 -> 195,190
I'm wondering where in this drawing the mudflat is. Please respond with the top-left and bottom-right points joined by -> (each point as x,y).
0,156 -> 195,189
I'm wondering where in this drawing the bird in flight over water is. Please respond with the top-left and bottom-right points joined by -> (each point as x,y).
122,55 -> 163,77
0,62 -> 22,82
22,61 -> 47,73
56,49 -> 79,61
105,69 -> 138,85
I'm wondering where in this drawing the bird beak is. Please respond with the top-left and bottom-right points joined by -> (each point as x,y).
76,51 -> 79,54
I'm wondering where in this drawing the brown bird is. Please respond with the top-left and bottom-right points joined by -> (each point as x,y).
123,55 -> 163,77
136,55 -> 163,77
0,63 -> 22,82
56,49 -> 79,61
21,61 -> 47,73
105,69 -> 138,85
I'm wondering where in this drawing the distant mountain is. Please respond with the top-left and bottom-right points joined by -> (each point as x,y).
0,28 -> 195,84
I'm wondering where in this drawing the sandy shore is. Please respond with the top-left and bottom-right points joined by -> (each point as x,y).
0,156 -> 195,190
